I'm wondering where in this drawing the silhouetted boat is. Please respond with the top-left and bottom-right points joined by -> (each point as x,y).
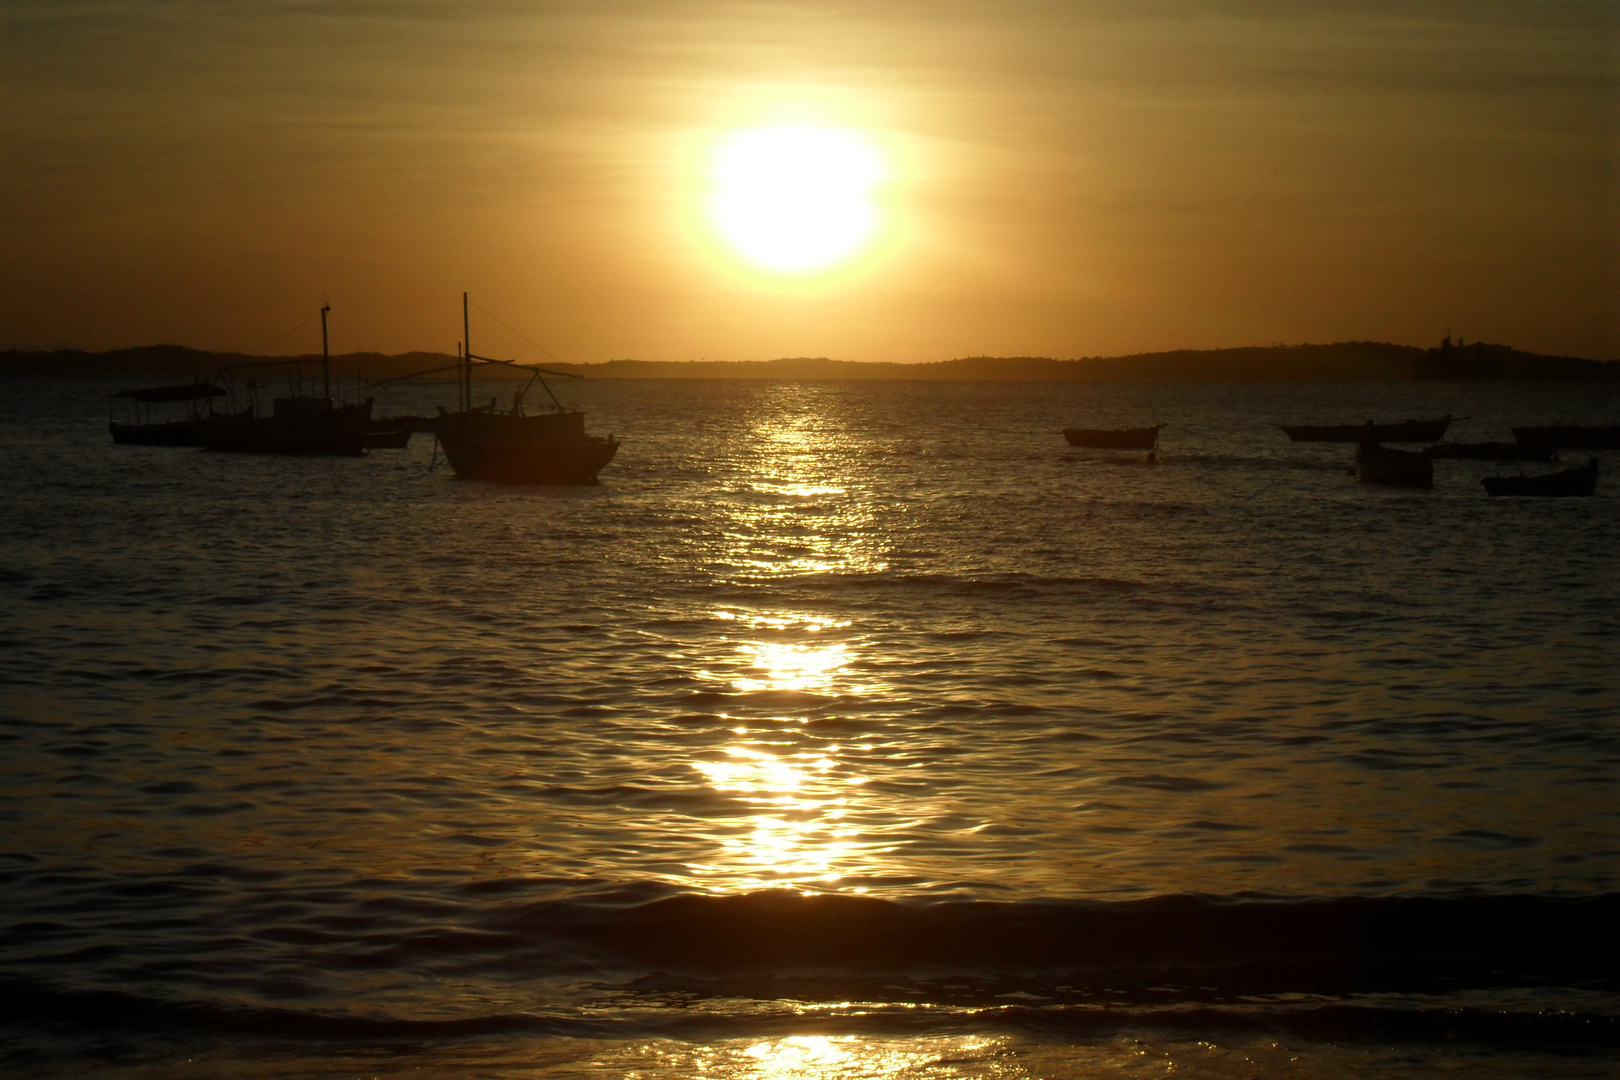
108,380 -> 227,445
434,293 -> 619,485
1426,441 -> 1555,462
1280,414 -> 1452,443
1355,442 -> 1433,487
1511,425 -> 1620,450
1063,424 -> 1165,449
379,415 -> 440,434
1482,459 -> 1599,497
363,420 -> 414,449
197,305 -> 373,456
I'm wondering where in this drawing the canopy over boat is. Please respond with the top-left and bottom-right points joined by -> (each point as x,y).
111,382 -> 226,403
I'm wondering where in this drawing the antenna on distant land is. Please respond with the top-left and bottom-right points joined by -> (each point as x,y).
320,303 -> 332,400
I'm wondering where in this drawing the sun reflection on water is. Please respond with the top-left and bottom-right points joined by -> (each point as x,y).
735,641 -> 850,693
690,742 -> 866,889
686,609 -> 897,891
745,1036 -> 850,1075
708,611 -> 857,695
609,1035 -> 1007,1079
689,392 -> 906,891
715,392 -> 890,579
737,1035 -> 1001,1079
752,482 -> 848,498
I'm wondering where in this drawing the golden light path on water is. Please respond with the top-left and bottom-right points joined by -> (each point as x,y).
738,1035 -> 969,1078
579,1032 -> 1328,1078
608,1035 -> 1006,1079
688,393 -> 897,892
690,611 -> 881,892
725,403 -> 888,578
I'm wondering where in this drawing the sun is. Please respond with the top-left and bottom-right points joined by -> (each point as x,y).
708,125 -> 887,274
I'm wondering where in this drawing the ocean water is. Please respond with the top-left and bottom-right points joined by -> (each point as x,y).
1,377 -> 1616,1078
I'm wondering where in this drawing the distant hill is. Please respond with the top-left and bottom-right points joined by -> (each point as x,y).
1409,338 -> 1619,382
0,345 -> 468,384
3,340 -> 1614,382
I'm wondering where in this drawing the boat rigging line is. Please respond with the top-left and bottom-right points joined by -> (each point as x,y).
468,297 -> 568,367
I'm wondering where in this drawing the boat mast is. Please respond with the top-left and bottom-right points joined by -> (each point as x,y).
320,303 -> 331,401
462,292 -> 471,413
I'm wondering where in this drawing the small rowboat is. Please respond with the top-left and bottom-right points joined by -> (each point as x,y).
1355,442 -> 1433,488
1062,424 -> 1165,449
1482,459 -> 1599,497
1280,414 -> 1452,443
1426,441 -> 1555,462
362,426 -> 413,449
1511,425 -> 1620,450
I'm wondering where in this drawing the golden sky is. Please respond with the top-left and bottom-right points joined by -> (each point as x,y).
3,1 -> 1615,360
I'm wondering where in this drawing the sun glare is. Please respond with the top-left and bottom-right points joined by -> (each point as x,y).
708,125 -> 887,274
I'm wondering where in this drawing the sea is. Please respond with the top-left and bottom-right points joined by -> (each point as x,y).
1,376 -> 1616,1078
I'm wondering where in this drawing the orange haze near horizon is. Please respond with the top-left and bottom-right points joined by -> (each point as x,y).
2,0 -> 1616,362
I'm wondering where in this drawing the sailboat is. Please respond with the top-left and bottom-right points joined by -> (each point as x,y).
433,294 -> 619,484
197,305 -> 373,455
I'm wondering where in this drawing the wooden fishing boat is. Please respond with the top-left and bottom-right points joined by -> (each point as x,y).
200,395 -> 373,455
1355,442 -> 1433,488
362,420 -> 414,449
433,293 -> 619,485
1062,424 -> 1165,449
1511,425 -> 1620,450
436,407 -> 618,484
1482,459 -> 1598,497
108,380 -> 227,445
1425,441 -> 1555,462
1280,414 -> 1452,443
197,305 -> 372,456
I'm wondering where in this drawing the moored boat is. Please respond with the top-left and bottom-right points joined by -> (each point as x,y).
200,395 -> 373,455
1280,414 -> 1452,443
1063,424 -> 1165,449
1355,442 -> 1433,487
108,380 -> 227,446
1426,441 -> 1556,462
1482,459 -> 1599,497
196,305 -> 373,456
436,407 -> 619,484
363,419 -> 414,449
433,293 -> 619,485
1511,425 -> 1620,451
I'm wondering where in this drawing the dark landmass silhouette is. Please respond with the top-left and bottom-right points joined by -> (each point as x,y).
3,340 -> 1615,382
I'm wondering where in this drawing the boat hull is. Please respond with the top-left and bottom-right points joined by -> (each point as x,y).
1063,425 -> 1164,449
1281,416 -> 1451,443
109,420 -> 200,446
1511,425 -> 1620,450
198,399 -> 373,456
436,409 -> 618,485
1482,461 -> 1598,497
1356,443 -> 1433,487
